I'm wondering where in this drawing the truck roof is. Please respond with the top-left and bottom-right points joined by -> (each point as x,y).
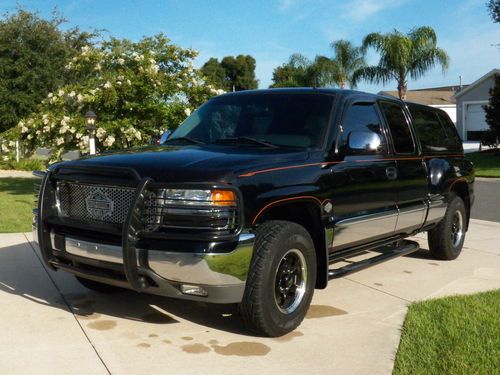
219,87 -> 406,104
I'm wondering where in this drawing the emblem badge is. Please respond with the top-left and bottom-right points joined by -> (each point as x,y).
85,190 -> 114,220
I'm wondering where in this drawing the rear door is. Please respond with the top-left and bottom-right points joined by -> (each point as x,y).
378,100 -> 428,234
330,100 -> 398,250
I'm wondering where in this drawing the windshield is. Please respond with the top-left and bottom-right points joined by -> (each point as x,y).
169,93 -> 334,149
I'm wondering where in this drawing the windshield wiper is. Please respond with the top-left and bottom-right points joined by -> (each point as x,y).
163,136 -> 205,145
215,136 -> 278,148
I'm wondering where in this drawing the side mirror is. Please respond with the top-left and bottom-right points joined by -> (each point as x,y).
347,131 -> 382,153
158,130 -> 172,145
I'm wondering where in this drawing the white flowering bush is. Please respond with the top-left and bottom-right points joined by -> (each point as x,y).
7,34 -> 223,162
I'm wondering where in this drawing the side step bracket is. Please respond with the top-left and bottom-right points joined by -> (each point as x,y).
328,240 -> 420,279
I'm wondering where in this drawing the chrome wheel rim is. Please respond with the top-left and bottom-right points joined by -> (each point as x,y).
451,210 -> 464,248
274,249 -> 307,314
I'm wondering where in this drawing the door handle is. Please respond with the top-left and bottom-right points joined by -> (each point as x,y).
386,167 -> 398,180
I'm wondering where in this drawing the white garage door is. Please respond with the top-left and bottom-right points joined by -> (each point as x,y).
465,103 -> 488,131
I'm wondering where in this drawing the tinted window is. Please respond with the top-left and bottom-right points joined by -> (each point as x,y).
339,103 -> 386,155
437,112 -> 463,152
170,94 -> 334,149
409,105 -> 453,153
379,101 -> 415,154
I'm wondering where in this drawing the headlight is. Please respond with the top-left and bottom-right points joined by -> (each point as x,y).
159,189 -> 236,207
144,188 -> 239,233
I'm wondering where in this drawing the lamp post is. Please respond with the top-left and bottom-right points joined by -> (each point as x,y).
85,110 -> 97,155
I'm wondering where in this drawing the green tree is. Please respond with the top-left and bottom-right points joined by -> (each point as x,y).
221,55 -> 258,91
201,55 -> 258,91
271,41 -> 365,89
353,27 -> 449,99
271,53 -> 335,88
271,54 -> 313,87
200,57 -> 226,89
271,61 -> 303,87
308,55 -> 339,87
4,34 -> 219,161
483,74 -> 500,143
0,9 -> 97,132
329,40 -> 366,89
487,0 -> 500,23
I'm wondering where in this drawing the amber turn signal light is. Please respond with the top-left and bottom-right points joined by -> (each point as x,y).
210,190 -> 237,206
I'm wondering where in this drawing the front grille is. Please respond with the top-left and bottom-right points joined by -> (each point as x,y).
55,181 -> 240,237
57,182 -> 136,224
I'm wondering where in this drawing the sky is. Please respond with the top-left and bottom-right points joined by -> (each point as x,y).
1,0 -> 499,92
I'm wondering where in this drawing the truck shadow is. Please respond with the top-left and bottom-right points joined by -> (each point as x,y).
404,247 -> 435,260
0,242 -> 255,336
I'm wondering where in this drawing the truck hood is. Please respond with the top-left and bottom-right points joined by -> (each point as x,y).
53,145 -> 309,183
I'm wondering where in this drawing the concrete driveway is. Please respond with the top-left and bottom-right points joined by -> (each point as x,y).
471,178 -> 500,222
1,219 -> 499,375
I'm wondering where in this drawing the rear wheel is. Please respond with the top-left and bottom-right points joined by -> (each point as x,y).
75,276 -> 125,293
428,194 -> 467,260
239,220 -> 316,337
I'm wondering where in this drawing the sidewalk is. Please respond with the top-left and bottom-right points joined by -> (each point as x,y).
0,170 -> 35,178
0,219 -> 499,375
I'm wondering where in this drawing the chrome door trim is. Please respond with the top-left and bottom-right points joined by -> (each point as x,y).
426,195 -> 447,223
333,209 -> 398,248
395,202 -> 427,232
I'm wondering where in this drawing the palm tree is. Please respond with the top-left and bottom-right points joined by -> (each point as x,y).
352,27 -> 449,99
330,40 -> 366,89
270,41 -> 364,89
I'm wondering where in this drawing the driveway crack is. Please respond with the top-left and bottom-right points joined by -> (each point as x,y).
24,233 -> 111,375
344,277 -> 412,303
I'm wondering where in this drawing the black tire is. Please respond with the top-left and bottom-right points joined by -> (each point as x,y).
428,194 -> 467,260
239,220 -> 317,337
75,276 -> 125,293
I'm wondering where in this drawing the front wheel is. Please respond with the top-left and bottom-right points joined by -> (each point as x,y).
428,194 -> 467,260
239,220 -> 316,337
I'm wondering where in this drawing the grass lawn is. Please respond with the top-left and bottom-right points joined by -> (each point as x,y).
0,178 -> 36,233
393,289 -> 500,375
466,150 -> 500,177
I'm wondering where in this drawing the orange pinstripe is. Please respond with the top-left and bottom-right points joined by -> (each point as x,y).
239,154 -> 464,178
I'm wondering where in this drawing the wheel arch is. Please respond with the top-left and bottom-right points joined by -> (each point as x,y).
252,198 -> 329,289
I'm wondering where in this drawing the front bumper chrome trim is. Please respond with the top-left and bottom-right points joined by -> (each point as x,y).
65,237 -> 125,264
148,233 -> 255,286
48,233 -> 254,299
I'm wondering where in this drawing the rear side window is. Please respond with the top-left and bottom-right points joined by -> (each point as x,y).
338,103 -> 386,155
436,112 -> 463,152
379,101 -> 415,154
409,106 -> 455,153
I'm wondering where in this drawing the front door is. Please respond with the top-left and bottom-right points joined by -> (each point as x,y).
330,101 -> 398,251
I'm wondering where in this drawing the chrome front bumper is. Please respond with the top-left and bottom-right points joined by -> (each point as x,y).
32,226 -> 254,303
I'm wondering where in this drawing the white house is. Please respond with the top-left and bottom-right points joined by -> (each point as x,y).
453,69 -> 499,141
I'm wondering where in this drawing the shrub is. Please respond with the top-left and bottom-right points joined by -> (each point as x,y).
0,157 -> 47,171
5,34 -> 224,162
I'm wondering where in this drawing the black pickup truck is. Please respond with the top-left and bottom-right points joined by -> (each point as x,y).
33,88 -> 474,336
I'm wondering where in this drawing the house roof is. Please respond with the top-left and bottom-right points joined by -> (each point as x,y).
378,88 -> 458,105
453,69 -> 500,99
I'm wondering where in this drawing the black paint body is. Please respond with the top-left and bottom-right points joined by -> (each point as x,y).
46,88 -> 475,289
